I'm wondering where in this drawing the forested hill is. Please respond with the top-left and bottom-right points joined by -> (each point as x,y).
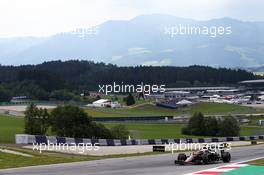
0,60 -> 259,100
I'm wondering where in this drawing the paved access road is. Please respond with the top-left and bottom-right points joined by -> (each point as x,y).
1,144 -> 264,175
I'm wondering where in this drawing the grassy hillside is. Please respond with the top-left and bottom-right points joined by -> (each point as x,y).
84,102 -> 263,118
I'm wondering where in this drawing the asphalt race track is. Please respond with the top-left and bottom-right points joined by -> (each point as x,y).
1,144 -> 264,175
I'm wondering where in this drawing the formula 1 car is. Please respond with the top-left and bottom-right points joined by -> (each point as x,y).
174,144 -> 231,165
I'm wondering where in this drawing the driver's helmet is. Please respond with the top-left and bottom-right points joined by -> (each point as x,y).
202,144 -> 209,151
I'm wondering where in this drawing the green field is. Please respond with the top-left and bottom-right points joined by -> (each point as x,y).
84,102 -> 264,118
240,125 -> 264,136
104,123 -> 264,139
0,115 -> 24,143
0,114 -> 264,143
105,123 -> 188,139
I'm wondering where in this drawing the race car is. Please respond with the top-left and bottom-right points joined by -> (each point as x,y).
174,144 -> 231,165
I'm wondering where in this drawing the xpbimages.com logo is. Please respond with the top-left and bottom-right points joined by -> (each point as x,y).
32,141 -> 100,154
164,24 -> 232,38
98,82 -> 166,95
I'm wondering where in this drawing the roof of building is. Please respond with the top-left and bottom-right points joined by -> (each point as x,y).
93,99 -> 111,104
165,91 -> 190,94
239,79 -> 264,84
176,99 -> 192,105
165,86 -> 234,91
207,89 -> 240,92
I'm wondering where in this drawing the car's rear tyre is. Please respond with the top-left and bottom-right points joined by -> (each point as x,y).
177,153 -> 187,165
222,152 -> 231,163
202,153 -> 209,164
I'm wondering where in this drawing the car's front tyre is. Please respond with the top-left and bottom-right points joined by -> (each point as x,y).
222,152 -> 231,163
177,153 -> 187,165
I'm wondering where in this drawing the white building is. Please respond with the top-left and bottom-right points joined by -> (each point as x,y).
176,99 -> 192,106
86,99 -> 121,108
164,91 -> 190,100
259,120 -> 264,126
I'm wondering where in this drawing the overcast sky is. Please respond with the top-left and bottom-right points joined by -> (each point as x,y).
0,0 -> 263,37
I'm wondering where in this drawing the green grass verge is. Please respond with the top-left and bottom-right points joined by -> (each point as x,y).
0,151 -> 99,169
0,146 -> 165,169
248,159 -> 264,166
240,126 -> 264,136
0,145 -> 100,169
84,102 -> 263,118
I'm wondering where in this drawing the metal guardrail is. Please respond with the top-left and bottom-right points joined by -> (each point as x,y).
0,109 -> 24,117
16,134 -> 264,146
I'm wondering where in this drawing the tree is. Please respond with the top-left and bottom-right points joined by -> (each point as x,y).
9,80 -> 49,100
250,95 -> 258,101
125,93 -> 135,106
112,95 -> 118,101
0,60 -> 258,101
181,127 -> 191,135
0,86 -> 11,102
24,103 -> 50,135
110,124 -> 129,139
219,116 -> 240,136
95,95 -> 101,101
50,105 -> 125,139
182,114 -> 240,137
189,112 -> 205,135
204,117 -> 219,136
181,112 -> 205,136
50,105 -> 92,138
49,89 -> 75,101
90,123 -> 113,139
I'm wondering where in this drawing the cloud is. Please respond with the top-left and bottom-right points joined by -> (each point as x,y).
196,45 -> 209,49
162,48 -> 175,53
128,47 -> 152,55
111,55 -> 123,61
0,0 -> 263,37
142,58 -> 171,66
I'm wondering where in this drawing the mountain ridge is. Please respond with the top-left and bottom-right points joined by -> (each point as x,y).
0,14 -> 263,67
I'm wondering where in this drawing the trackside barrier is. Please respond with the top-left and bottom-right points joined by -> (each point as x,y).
153,145 -> 165,152
15,134 -> 264,146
